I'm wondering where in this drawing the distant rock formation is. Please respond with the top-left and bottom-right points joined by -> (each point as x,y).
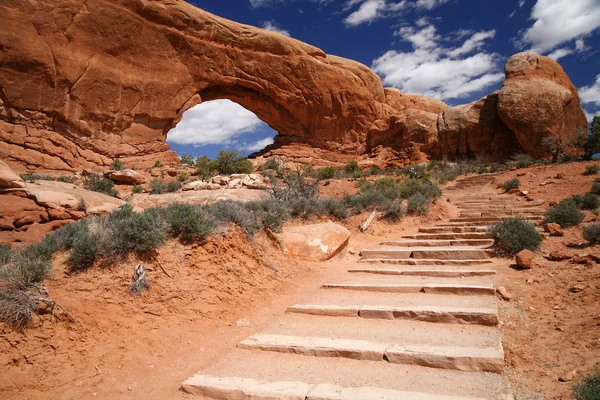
0,0 -> 588,171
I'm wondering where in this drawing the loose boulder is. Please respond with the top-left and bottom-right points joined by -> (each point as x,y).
0,160 -> 26,188
516,249 -> 533,269
277,222 -> 351,262
106,170 -> 145,185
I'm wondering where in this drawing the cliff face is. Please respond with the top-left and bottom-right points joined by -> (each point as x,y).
0,0 -> 588,171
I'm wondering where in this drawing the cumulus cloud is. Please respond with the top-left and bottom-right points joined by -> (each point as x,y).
580,75 -> 600,108
518,0 -> 600,53
167,100 -> 265,146
262,21 -> 291,36
372,24 -> 503,101
343,0 -> 447,27
547,48 -> 575,61
240,137 -> 276,152
519,0 -> 526,7
250,0 -> 333,7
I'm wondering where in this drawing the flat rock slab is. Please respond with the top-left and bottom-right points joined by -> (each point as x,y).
380,239 -> 494,247
385,344 -> 504,373
181,375 -> 487,400
239,334 -> 387,361
277,222 -> 351,262
288,304 -> 498,326
348,268 -> 496,277
358,259 -> 494,266
321,283 -> 496,295
361,247 -> 491,261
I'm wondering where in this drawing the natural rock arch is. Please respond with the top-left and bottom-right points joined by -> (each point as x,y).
0,0 -> 588,171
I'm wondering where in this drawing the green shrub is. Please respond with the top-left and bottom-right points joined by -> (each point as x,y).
510,153 -> 534,168
214,150 -> 253,175
263,158 -> 282,171
149,179 -> 167,195
166,181 -> 182,193
195,156 -> 216,180
180,154 -> 195,166
584,165 -> 600,176
68,220 -> 102,271
544,199 -> 585,227
208,200 -> 261,237
403,165 -> 427,179
289,197 -> 322,219
477,166 -> 488,174
245,199 -> 290,232
76,198 -> 87,212
153,161 -> 164,168
571,117 -> 600,160
573,369 -> 600,400
583,224 -> 600,244
343,191 -> 388,213
592,182 -> 600,195
0,244 -> 13,266
350,169 -> 363,179
490,218 -> 542,256
407,193 -> 430,215
318,198 -> 350,220
502,178 -> 520,191
178,172 -> 189,182
110,158 -> 124,171
345,161 -> 361,174
268,167 -> 320,201
233,159 -> 254,174
570,193 -> 600,210
434,170 -> 459,185
164,204 -> 214,243
85,176 -> 118,197
318,166 -> 337,180
381,200 -> 405,222
132,184 -> 143,194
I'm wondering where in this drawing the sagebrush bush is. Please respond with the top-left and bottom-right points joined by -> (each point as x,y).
592,182 -> 600,196
490,218 -> 542,256
402,165 -> 427,179
163,204 -> 214,243
180,154 -> 195,166
584,165 -> 600,176
178,172 -> 189,182
132,184 -> 143,194
407,193 -> 430,215
573,369 -> 600,400
153,161 -> 163,168
544,199 -> 586,227
570,193 -> 600,210
583,223 -> 600,244
0,244 -> 12,266
381,200 -> 405,222
68,220 -> 102,271
245,199 -> 290,232
510,153 -> 534,168
167,181 -> 182,193
85,176 -> 118,197
214,150 -> 253,174
268,167 -> 320,201
0,282 -> 37,330
318,166 -> 337,180
262,158 -> 282,171
208,200 -> 261,236
318,198 -> 350,220
149,179 -> 167,194
345,161 -> 361,174
110,158 -> 124,171
502,178 -> 520,191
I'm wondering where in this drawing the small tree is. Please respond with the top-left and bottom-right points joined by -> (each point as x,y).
571,116 -> 600,160
180,154 -> 195,166
541,136 -> 566,163
195,156 -> 217,180
110,158 -> 124,171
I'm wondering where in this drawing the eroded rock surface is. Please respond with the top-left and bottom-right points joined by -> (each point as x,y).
278,222 -> 351,262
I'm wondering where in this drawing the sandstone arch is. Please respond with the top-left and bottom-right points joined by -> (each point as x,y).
0,0 -> 588,171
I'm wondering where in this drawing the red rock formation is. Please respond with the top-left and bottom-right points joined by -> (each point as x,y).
0,0 -> 589,171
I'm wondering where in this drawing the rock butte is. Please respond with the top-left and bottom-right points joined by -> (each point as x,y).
0,0 -> 588,172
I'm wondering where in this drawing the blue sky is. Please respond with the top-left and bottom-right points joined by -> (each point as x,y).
167,0 -> 600,159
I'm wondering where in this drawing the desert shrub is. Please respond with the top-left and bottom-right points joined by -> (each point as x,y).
477,166 -> 488,174
84,176 -> 118,197
132,184 -> 143,194
397,179 -> 442,202
153,161 -> 163,168
110,158 -> 124,171
288,197 -> 322,219
208,200 -> 261,236
345,161 -> 361,174
268,167 -> 320,201
407,193 -> 430,215
571,117 -> 600,160
573,369 -> 600,400
180,154 -> 195,166
360,178 -> 403,200
510,153 -> 534,168
178,172 -> 189,182
583,223 -> 600,244
318,166 -> 337,180
195,156 -> 216,180
318,198 -> 350,220
68,219 -> 102,271
490,218 -> 542,256
214,150 -> 253,175
343,191 -> 388,213
570,193 -> 600,210
427,160 -> 446,171
592,182 -> 600,195
366,165 -> 385,176
129,264 -> 150,295
262,158 -> 282,171
0,244 -> 13,266
455,159 -> 479,175
402,165 -> 427,179
433,170 -> 459,185
76,198 -> 87,212
245,199 -> 290,232
502,178 -> 520,191
541,136 -> 567,163
166,181 -> 182,193
350,169 -> 363,179
163,204 -> 214,243
0,283 -> 37,330
104,205 -> 168,259
381,200 -> 405,222
584,165 -> 600,176
544,199 -> 585,227
149,179 -> 167,194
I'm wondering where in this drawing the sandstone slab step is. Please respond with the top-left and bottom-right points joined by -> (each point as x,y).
287,304 -> 499,325
238,334 -> 503,373
402,233 -> 492,240
380,239 -> 494,247
358,259 -> 494,266
361,247 -> 492,261
419,227 -> 489,233
181,375 -> 488,400
321,283 -> 495,295
348,267 -> 496,277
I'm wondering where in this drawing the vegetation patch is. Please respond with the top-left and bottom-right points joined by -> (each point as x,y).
573,369 -> 600,400
544,199 -> 586,227
490,218 -> 542,256
85,176 -> 118,197
502,178 -> 520,191
583,223 -> 600,244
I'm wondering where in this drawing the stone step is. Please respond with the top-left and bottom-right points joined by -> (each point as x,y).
348,267 -> 496,277
360,247 -> 492,260
449,216 -> 543,223
193,350 -> 514,399
358,258 -> 494,266
181,375 -> 490,400
402,233 -> 492,240
436,220 -> 538,227
238,334 -> 504,373
419,227 -> 489,233
287,304 -> 499,326
380,239 -> 494,248
321,283 -> 495,295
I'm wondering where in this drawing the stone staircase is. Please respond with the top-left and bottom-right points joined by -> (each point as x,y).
181,174 -> 543,399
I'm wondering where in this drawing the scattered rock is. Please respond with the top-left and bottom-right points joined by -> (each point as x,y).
518,190 -> 529,196
182,181 -> 210,191
558,369 -> 577,382
277,222 -> 351,262
496,286 -> 512,301
548,250 -> 574,261
572,255 -> 592,264
569,285 -> 585,293
516,249 -> 534,269
0,160 -> 26,188
106,169 -> 145,185
540,181 -> 556,186
528,199 -> 545,206
543,223 -> 563,237
566,241 -> 586,248
556,173 -> 565,179
517,172 -> 526,177
236,318 -> 252,328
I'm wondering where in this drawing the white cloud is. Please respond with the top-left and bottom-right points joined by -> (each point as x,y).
518,0 -> 600,53
519,0 -> 526,7
167,100 -> 265,146
343,0 -> 448,27
547,47 -> 574,61
509,9 -> 516,18
372,24 -> 503,101
580,75 -> 600,108
240,137 -> 276,152
262,21 -> 291,36
250,0 -> 333,7
575,38 -> 589,52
